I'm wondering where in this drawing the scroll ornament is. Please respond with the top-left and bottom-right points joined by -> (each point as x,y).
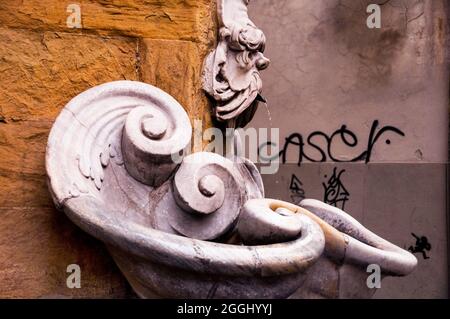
46,0 -> 416,299
46,80 -> 416,299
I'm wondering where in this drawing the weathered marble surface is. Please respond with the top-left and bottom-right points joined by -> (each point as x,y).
46,80 -> 416,298
244,198 -> 417,299
46,80 -> 329,298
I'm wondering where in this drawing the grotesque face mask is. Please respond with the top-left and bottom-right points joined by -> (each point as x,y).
203,0 -> 270,128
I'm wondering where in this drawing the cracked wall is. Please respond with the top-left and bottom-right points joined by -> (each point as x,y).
250,0 -> 449,298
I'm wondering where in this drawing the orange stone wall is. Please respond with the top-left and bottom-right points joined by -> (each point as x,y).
0,0 -> 216,298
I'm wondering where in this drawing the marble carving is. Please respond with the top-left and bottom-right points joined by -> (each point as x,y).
202,0 -> 270,128
46,0 -> 417,299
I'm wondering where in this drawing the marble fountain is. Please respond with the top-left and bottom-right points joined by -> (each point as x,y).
46,0 -> 417,299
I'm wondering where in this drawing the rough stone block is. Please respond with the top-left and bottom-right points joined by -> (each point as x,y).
0,0 -> 215,42
0,28 -> 138,122
0,28 -> 138,297
139,38 -> 213,150
0,206 -> 130,298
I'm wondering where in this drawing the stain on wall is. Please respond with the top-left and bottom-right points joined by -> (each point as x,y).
250,0 -> 449,298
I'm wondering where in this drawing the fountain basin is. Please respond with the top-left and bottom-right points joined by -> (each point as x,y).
46,81 -> 416,299
46,81 -> 327,299
242,198 -> 418,298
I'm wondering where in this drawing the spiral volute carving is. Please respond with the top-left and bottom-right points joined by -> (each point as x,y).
169,152 -> 247,241
122,95 -> 191,187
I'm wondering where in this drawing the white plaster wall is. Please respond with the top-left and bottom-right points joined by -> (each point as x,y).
249,0 -> 449,298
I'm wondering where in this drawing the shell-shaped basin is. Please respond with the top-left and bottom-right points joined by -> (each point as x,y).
242,198 -> 418,298
46,81 -> 326,298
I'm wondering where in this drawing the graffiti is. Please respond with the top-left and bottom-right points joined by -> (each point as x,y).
289,174 -> 305,204
323,167 -> 349,210
278,120 -> 405,165
408,233 -> 431,260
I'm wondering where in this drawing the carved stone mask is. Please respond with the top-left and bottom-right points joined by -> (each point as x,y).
203,0 -> 270,128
